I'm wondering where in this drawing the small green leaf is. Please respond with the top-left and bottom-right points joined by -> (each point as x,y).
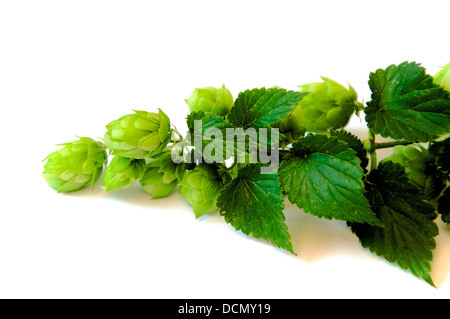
217,164 -> 294,254
351,161 -> 439,286
227,87 -> 306,129
279,134 -> 381,226
365,61 -> 450,142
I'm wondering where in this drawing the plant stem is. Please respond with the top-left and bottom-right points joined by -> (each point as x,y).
368,129 -> 377,171
373,140 -> 414,149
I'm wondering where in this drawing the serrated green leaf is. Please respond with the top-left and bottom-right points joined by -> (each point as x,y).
216,163 -> 294,254
227,87 -> 306,129
330,129 -> 369,171
279,134 -> 381,226
186,111 -> 234,163
351,161 -> 439,285
365,61 -> 450,142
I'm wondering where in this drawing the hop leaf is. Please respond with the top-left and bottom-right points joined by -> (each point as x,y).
104,109 -> 171,159
178,164 -> 227,218
279,134 -> 381,226
43,137 -> 107,193
102,156 -> 146,192
351,161 -> 439,286
365,61 -> 450,142
433,62 -> 450,93
185,85 -> 234,116
298,77 -> 363,132
217,163 -> 294,254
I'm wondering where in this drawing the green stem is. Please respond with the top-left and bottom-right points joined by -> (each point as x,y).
368,129 -> 377,171
373,140 -> 414,149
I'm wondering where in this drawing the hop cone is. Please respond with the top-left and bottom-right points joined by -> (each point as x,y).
178,164 -> 226,218
298,77 -> 363,132
433,62 -> 450,93
104,109 -> 171,159
274,104 -> 306,147
185,85 -> 233,116
382,144 -> 446,198
102,156 -> 146,192
140,150 -> 184,199
43,137 -> 107,193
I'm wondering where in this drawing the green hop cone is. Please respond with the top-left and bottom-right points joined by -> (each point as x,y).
43,137 -> 107,193
140,150 -> 184,199
178,164 -> 227,218
433,62 -> 450,93
104,109 -> 172,159
185,84 -> 233,116
298,77 -> 363,132
381,144 -> 446,198
274,104 -> 306,147
102,156 -> 146,192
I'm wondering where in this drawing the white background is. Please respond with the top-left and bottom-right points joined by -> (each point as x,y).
1,0 -> 449,299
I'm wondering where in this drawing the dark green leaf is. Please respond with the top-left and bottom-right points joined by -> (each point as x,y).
438,187 -> 450,224
365,61 -> 450,142
351,161 -> 439,285
429,136 -> 450,173
216,163 -> 294,254
228,87 -> 306,129
279,134 -> 381,226
330,129 -> 369,171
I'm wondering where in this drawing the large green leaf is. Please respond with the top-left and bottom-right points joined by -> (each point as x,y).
227,87 -> 306,129
365,61 -> 450,142
279,134 -> 381,226
351,161 -> 439,286
216,164 -> 294,254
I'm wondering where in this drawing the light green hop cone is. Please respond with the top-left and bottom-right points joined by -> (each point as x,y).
273,103 -> 306,147
104,109 -> 172,159
185,85 -> 233,116
298,77 -> 363,132
178,164 -> 227,218
433,62 -> 450,93
43,137 -> 108,193
102,156 -> 146,192
140,150 -> 185,199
